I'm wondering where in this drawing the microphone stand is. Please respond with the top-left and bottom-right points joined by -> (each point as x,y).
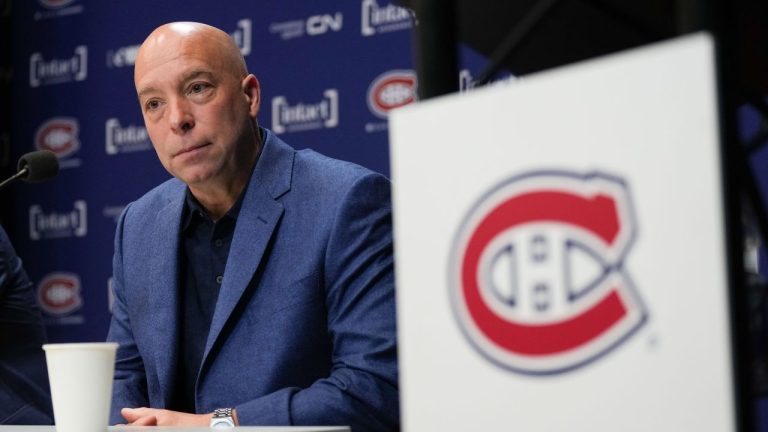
0,167 -> 28,192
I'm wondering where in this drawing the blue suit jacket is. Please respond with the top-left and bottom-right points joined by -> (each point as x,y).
0,225 -> 53,425
107,129 -> 399,431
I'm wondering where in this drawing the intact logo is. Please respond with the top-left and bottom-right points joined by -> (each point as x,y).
271,89 -> 339,134
29,200 -> 87,240
29,46 -> 87,87
367,70 -> 417,119
37,272 -> 82,316
105,118 -> 152,155
361,0 -> 413,36
450,171 -> 647,375
35,117 -> 79,158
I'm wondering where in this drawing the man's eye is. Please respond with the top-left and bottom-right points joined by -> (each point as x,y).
190,83 -> 208,93
146,100 -> 160,110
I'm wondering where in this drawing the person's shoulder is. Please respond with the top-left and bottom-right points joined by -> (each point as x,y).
294,147 -> 386,186
291,148 -> 390,206
260,129 -> 390,203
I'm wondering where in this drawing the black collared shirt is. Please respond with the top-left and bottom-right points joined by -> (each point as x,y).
170,188 -> 244,413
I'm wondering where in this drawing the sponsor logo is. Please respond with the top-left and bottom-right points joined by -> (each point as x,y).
367,70 -> 417,119
34,117 -> 81,168
106,44 -> 140,69
105,118 -> 152,155
272,89 -> 339,134
365,70 -> 417,133
270,12 -> 343,40
37,272 -> 83,316
269,19 -> 304,40
231,18 -> 252,56
29,46 -> 87,87
450,171 -> 646,374
34,0 -> 83,20
361,0 -> 413,36
29,200 -> 87,240
459,69 -> 515,92
306,12 -> 343,35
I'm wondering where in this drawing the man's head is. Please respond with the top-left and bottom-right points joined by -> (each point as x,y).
134,22 -> 261,194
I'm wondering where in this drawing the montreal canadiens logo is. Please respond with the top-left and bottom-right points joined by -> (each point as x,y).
35,117 -> 80,158
450,171 -> 647,374
367,70 -> 417,119
37,272 -> 82,316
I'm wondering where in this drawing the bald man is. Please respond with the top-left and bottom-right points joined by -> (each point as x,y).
106,22 -> 399,431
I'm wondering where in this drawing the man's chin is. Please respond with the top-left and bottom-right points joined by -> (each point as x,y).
174,169 -> 216,187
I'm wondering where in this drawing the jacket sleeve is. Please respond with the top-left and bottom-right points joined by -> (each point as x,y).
234,173 -> 400,431
0,225 -> 53,425
106,203 -> 150,424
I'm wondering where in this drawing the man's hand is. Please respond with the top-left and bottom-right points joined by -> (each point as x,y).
120,407 -> 212,426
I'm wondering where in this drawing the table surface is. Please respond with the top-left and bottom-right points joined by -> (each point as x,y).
0,427 -> 349,432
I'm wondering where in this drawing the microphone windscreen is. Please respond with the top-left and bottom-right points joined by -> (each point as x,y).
17,150 -> 60,183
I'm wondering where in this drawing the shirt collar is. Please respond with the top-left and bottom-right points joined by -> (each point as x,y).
181,185 -> 247,232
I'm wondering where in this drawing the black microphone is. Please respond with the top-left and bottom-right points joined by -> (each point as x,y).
0,150 -> 60,192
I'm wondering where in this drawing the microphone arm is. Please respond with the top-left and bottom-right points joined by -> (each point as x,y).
0,167 -> 29,192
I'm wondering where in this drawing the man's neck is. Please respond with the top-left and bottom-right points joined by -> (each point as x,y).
188,181 -> 245,221
188,127 -> 263,220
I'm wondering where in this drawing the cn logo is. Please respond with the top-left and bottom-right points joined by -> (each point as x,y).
306,12 -> 343,36
450,171 -> 647,374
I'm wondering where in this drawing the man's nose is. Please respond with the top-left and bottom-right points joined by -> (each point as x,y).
169,98 -> 195,134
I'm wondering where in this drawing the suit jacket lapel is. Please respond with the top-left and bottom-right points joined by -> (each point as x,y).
201,131 -> 295,367
149,189 -> 184,403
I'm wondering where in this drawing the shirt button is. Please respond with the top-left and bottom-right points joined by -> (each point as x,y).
214,239 -> 223,247
216,275 -> 223,284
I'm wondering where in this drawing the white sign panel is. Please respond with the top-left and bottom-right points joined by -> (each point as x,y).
390,33 -> 735,432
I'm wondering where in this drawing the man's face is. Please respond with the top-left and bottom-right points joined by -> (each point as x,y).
134,27 -> 259,189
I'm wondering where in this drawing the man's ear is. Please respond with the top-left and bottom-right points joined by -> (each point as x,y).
242,74 -> 261,117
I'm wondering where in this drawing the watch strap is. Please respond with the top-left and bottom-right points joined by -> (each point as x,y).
210,407 -> 235,428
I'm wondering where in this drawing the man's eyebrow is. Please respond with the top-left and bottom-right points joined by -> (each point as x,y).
180,69 -> 215,84
137,86 -> 159,100
137,70 -> 216,99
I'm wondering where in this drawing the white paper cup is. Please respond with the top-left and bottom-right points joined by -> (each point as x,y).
43,343 -> 118,432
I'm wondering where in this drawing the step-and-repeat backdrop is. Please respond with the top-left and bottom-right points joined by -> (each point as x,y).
6,0 -> 504,342
9,0 -> 416,341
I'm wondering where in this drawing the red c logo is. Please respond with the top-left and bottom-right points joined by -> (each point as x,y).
451,171 -> 647,374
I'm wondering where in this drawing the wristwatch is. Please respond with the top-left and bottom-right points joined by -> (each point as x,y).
210,407 -> 235,428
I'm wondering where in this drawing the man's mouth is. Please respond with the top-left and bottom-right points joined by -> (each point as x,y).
174,142 -> 211,157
